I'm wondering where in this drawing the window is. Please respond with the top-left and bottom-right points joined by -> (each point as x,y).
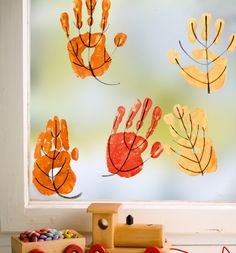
30,0 -> 236,202
1,0 -> 236,244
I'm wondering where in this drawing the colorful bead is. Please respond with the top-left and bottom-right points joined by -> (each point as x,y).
46,232 -> 53,238
19,228 -> 64,243
22,238 -> 29,243
63,229 -> 79,239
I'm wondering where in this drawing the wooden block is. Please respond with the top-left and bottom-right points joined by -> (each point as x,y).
114,224 -> 165,248
87,203 -> 121,249
11,234 -> 85,253
91,213 -> 118,249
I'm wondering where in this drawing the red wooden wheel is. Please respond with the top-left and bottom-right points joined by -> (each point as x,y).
145,246 -> 161,253
29,250 -> 45,253
63,244 -> 83,253
89,243 -> 106,253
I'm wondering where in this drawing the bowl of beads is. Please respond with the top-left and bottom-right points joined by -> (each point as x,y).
11,228 -> 85,253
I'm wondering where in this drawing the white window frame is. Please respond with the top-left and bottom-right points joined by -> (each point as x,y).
1,0 -> 236,245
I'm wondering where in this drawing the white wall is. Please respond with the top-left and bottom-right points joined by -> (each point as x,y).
0,0 -> 23,251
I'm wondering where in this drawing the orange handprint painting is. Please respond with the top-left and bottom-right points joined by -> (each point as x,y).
32,116 -> 82,199
60,0 -> 127,85
104,98 -> 163,178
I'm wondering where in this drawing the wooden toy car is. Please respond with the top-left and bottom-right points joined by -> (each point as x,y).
11,203 -> 170,253
11,231 -> 85,253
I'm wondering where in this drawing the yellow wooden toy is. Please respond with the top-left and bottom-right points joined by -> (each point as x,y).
86,203 -> 170,253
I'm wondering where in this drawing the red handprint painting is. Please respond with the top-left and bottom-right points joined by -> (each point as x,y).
104,98 -> 163,178
60,0 -> 127,85
32,116 -> 82,199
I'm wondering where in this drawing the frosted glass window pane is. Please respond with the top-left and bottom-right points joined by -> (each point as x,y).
30,0 -> 236,201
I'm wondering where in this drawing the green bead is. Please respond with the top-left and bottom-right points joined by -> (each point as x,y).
46,232 -> 53,238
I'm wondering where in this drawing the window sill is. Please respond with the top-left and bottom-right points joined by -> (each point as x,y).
1,232 -> 236,253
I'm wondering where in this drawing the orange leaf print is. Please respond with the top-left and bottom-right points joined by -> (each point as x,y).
60,0 -> 127,85
32,116 -> 82,199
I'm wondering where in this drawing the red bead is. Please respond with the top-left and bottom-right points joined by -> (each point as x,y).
22,238 -> 29,243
